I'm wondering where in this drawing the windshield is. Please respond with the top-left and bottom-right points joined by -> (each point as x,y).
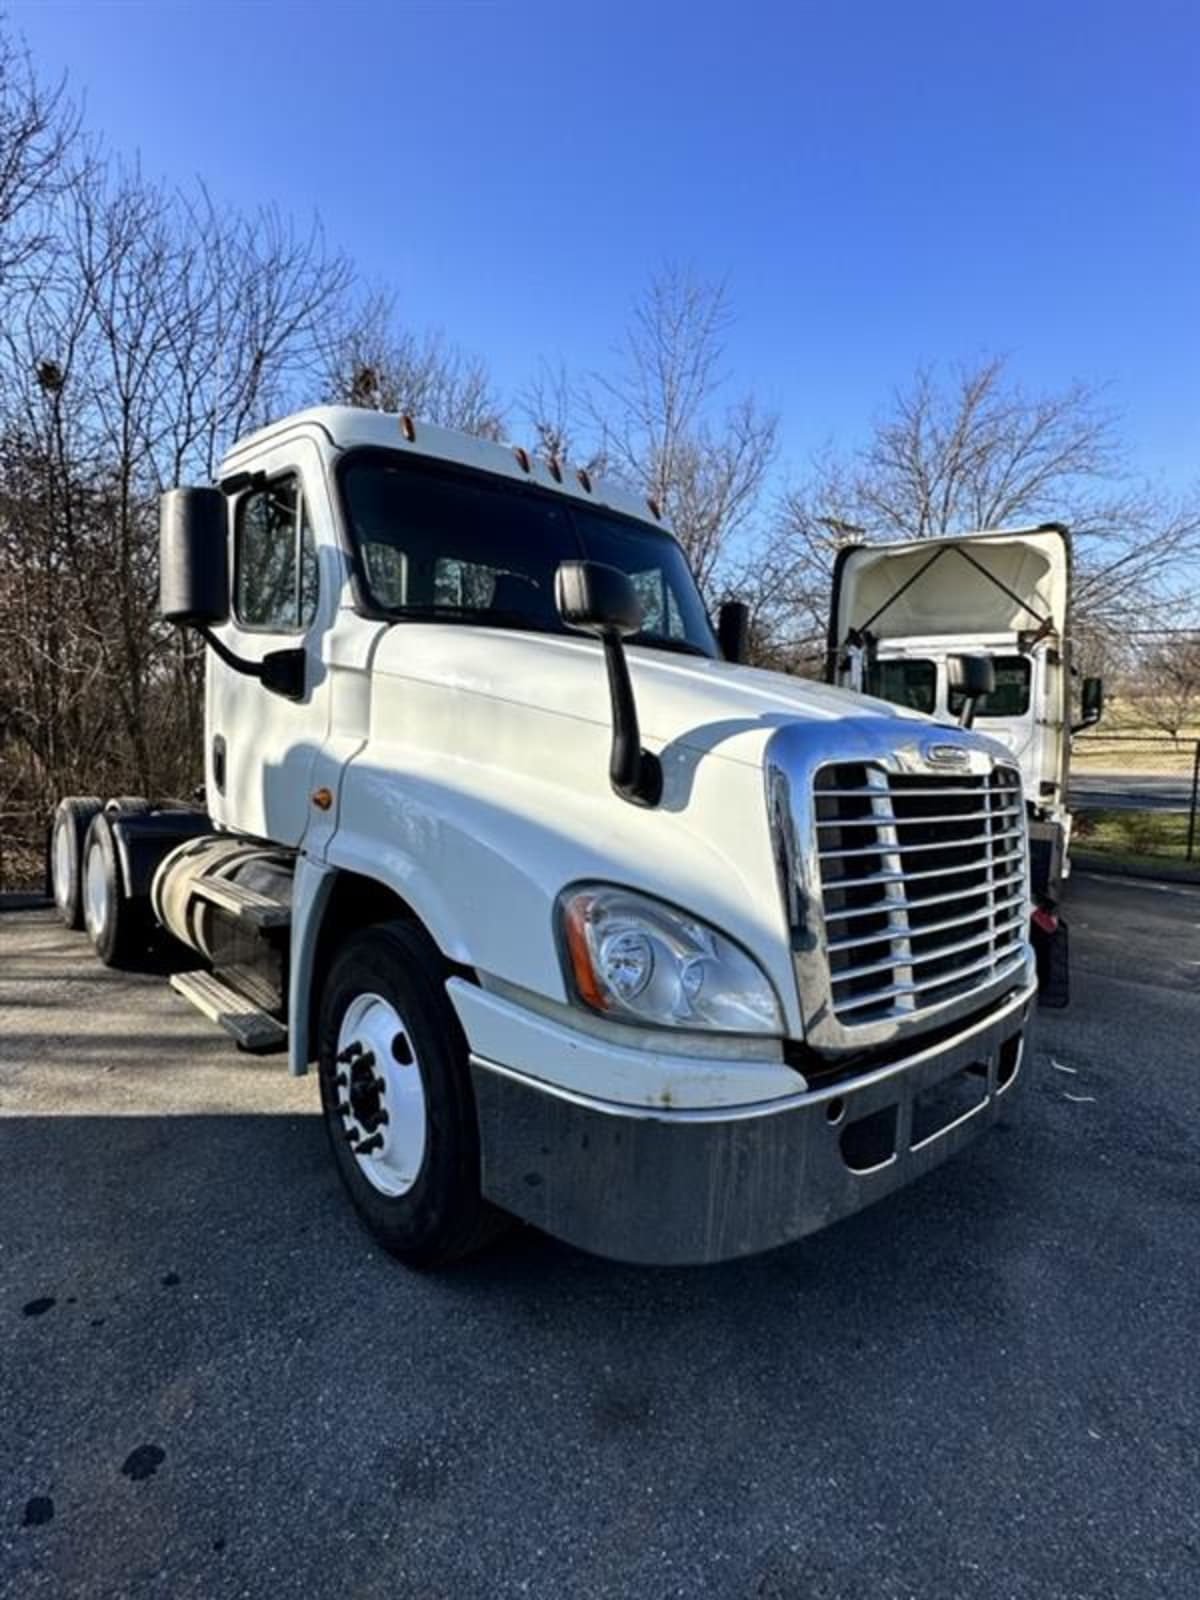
338,450 -> 717,657
866,658 -> 937,714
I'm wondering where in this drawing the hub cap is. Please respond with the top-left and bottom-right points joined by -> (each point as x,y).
83,839 -> 107,939
334,992 -> 427,1197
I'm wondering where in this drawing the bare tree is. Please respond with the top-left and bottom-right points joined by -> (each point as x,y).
1134,639 -> 1200,739
586,266 -> 778,600
772,357 -> 1200,653
324,289 -> 505,439
0,29 -> 77,285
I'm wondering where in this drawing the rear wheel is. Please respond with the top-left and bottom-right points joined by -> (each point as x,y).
317,920 -> 506,1267
49,797 -> 103,929
81,811 -> 149,968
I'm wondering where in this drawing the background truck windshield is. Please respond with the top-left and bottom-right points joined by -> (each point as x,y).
865,658 -> 937,713
340,451 -> 717,657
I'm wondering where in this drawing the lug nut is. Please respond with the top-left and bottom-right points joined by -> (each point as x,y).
336,1099 -> 350,1116
357,1050 -> 376,1071
337,1042 -> 363,1065
357,1133 -> 384,1156
335,1072 -> 347,1089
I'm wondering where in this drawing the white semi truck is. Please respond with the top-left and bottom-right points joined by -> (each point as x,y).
48,407 -> 1037,1266
826,526 -> 1102,931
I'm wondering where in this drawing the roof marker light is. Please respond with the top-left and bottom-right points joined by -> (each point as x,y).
400,414 -> 416,442
647,497 -> 662,521
548,456 -> 563,483
514,446 -> 532,473
576,468 -> 592,493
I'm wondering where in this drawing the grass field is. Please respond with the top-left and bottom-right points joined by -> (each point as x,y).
1071,697 -> 1200,775
1073,807 -> 1198,872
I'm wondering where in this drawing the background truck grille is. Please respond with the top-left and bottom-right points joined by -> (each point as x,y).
814,762 -> 1027,1026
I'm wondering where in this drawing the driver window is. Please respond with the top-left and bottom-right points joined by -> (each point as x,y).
235,474 -> 319,631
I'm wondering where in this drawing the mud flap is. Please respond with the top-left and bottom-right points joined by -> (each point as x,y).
1033,915 -> 1070,1009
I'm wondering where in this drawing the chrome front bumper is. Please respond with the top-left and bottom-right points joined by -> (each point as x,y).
470,973 -> 1036,1265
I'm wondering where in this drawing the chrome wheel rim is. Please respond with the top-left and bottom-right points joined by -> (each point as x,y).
52,820 -> 74,911
334,992 -> 427,1197
83,840 -> 107,939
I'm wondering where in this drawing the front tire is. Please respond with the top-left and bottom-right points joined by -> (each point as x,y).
81,811 -> 148,968
317,920 -> 505,1267
49,797 -> 103,929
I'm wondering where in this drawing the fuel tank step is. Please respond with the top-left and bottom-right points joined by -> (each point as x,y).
190,876 -> 291,930
169,970 -> 288,1053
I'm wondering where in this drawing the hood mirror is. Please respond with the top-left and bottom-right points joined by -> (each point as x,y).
556,561 -> 662,808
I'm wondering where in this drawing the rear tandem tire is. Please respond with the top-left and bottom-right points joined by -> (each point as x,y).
80,810 -> 149,968
317,919 -> 508,1268
49,796 -> 103,929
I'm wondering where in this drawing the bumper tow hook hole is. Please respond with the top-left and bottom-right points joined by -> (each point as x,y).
825,1096 -> 846,1126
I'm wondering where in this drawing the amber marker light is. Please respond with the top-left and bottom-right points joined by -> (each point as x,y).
562,895 -> 609,1012
311,787 -> 333,811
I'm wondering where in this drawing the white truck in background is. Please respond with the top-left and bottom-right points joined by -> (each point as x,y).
826,525 -> 1103,997
48,407 -> 1037,1267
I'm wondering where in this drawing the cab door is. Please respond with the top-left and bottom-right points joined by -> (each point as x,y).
206,435 -> 333,845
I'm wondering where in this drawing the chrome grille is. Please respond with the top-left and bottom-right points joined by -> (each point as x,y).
814,763 -> 1026,1026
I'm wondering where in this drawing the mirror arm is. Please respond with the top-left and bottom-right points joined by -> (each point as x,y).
193,625 -> 306,701
601,632 -> 663,807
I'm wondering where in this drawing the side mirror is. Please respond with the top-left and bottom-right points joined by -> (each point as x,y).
1080,675 -> 1104,728
555,560 -> 642,638
555,561 -> 662,808
948,654 -> 995,729
160,487 -> 229,626
717,600 -> 750,665
160,485 -> 305,701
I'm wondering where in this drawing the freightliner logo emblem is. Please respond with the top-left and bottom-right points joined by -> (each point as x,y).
924,742 -> 971,769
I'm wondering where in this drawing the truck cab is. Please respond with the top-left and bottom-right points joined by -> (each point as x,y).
827,525 -> 1102,905
50,407 -> 1039,1267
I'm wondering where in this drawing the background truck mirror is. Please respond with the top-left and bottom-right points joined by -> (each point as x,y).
717,600 -> 750,664
159,487 -> 230,626
1080,675 -> 1104,727
947,653 -> 995,729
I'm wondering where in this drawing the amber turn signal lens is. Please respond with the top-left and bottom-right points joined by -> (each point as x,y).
562,896 -> 609,1011
311,787 -> 333,811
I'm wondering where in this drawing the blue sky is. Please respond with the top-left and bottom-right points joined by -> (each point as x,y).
12,0 -> 1199,493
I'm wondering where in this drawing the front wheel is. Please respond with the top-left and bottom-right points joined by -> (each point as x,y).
317,920 -> 506,1267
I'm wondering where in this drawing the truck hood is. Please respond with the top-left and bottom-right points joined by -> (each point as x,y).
367,623 -> 929,766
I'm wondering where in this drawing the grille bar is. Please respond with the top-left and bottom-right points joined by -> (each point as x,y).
833,947 -> 1027,1013
819,825 -> 1025,860
813,760 -> 1026,1026
826,846 -> 1025,892
817,804 -> 1022,828
819,870 -> 1025,925
830,912 -> 1027,983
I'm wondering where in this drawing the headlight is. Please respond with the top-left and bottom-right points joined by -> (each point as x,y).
557,885 -> 782,1034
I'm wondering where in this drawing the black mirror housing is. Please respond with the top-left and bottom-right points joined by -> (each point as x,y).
717,600 -> 750,664
947,654 -> 996,700
555,560 -> 642,638
160,487 -> 229,626
1081,675 -> 1104,726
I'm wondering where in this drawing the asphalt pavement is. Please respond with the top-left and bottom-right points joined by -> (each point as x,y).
2,876 -> 1198,1600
